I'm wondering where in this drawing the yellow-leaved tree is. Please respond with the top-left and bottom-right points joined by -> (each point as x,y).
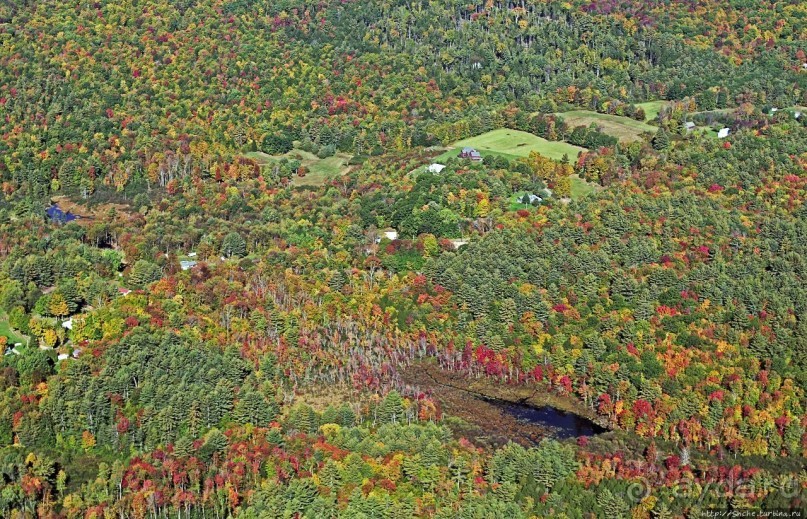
49,293 -> 69,319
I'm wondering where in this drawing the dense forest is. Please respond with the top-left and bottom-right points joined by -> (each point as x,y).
3,0 -> 804,201
0,0 -> 805,517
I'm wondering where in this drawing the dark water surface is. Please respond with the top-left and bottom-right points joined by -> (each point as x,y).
46,204 -> 78,223
492,399 -> 606,439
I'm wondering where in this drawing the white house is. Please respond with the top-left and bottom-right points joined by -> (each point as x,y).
374,228 -> 398,243
427,163 -> 446,174
449,239 -> 469,250
717,128 -> 730,139
180,260 -> 197,270
62,319 -> 73,330
57,353 -> 70,361
519,192 -> 542,204
187,252 -> 197,257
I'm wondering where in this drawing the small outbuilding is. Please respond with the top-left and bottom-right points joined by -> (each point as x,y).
427,163 -> 446,174
180,260 -> 198,271
717,128 -> 730,139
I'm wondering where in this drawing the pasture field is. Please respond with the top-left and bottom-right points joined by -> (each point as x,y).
697,127 -> 719,139
245,149 -> 352,186
556,110 -> 657,143
0,318 -> 26,346
435,128 -> 587,163
570,174 -> 597,199
635,100 -> 668,122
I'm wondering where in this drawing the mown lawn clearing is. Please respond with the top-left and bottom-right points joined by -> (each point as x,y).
635,100 -> 668,122
244,149 -> 352,186
570,174 -> 597,199
556,110 -> 657,143
435,128 -> 586,163
0,318 -> 26,346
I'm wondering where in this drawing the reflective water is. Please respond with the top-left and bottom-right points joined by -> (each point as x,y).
492,399 -> 606,439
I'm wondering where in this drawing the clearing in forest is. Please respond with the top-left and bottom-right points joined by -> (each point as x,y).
245,149 -> 353,186
49,195 -> 133,224
635,100 -> 668,122
509,175 -> 598,207
570,174 -> 598,199
556,110 -> 658,143
0,317 -> 26,346
435,128 -> 587,163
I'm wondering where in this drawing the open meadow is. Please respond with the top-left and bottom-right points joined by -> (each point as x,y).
431,129 -> 597,201
435,128 -> 586,163
557,110 -> 658,143
245,149 -> 352,186
635,100 -> 668,122
0,318 -> 26,346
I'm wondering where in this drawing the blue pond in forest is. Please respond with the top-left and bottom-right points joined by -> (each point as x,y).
493,399 -> 606,439
46,204 -> 79,223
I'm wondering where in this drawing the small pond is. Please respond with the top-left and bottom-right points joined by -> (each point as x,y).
46,204 -> 79,223
491,399 -> 606,439
401,363 -> 608,445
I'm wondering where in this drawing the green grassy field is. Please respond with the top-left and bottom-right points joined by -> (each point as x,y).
245,149 -> 352,186
697,127 -> 719,139
508,176 -> 596,209
635,101 -> 668,122
509,191 -> 541,210
435,128 -> 587,163
0,318 -> 25,346
570,174 -> 597,199
556,110 -> 658,143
